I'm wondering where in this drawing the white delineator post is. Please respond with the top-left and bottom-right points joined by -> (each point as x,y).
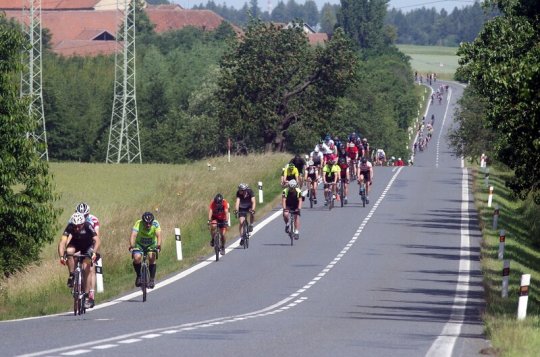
227,138 -> 231,163
96,258 -> 104,293
517,274 -> 531,320
175,228 -> 183,261
501,260 -> 510,298
488,186 -> 494,207
498,229 -> 506,260
258,181 -> 263,203
492,204 -> 500,230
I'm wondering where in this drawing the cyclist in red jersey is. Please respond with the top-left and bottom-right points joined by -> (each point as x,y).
208,193 -> 229,255
337,157 -> 350,204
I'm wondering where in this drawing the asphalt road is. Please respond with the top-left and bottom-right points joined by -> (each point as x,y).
0,81 -> 489,357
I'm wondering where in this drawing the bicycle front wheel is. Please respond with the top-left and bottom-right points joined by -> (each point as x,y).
72,271 -> 81,316
141,262 -> 148,302
214,232 -> 221,261
241,222 -> 248,250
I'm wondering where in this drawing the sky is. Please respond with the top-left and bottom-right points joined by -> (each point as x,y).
172,0 -> 478,13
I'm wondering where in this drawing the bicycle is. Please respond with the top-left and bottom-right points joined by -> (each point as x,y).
359,180 -> 367,207
306,178 -> 315,208
66,253 -> 91,316
338,179 -> 345,207
139,249 -> 158,302
286,209 -> 299,246
324,183 -> 335,210
239,217 -> 251,249
211,221 -> 228,261
348,159 -> 357,181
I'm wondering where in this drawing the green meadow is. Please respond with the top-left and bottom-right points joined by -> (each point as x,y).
0,153 -> 290,320
398,44 -> 459,80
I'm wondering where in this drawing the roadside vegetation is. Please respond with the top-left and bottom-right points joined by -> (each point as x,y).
473,164 -> 540,356
0,153 -> 290,320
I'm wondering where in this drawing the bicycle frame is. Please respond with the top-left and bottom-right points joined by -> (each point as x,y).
288,210 -> 298,246
240,219 -> 250,249
212,221 -> 227,261
67,253 -> 90,316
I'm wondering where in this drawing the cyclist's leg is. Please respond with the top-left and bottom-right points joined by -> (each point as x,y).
238,213 -> 245,236
283,208 -> 290,232
131,248 -> 143,286
148,250 -> 158,287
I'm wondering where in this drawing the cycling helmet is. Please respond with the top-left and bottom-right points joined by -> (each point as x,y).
75,202 -> 90,215
213,193 -> 224,205
288,162 -> 296,168
288,179 -> 297,188
362,138 -> 368,142
338,157 -> 347,165
324,134 -> 331,142
361,157 -> 367,164
142,211 -> 154,224
308,160 -> 314,166
238,183 -> 248,190
71,212 -> 85,225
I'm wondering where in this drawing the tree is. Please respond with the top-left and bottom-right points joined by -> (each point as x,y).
217,20 -> 357,152
0,18 -> 60,277
338,0 -> 389,51
320,3 -> 337,34
457,0 -> 540,202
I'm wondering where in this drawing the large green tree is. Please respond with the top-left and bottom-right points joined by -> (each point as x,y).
217,20 -> 357,152
457,0 -> 540,202
338,0 -> 389,52
0,17 -> 60,277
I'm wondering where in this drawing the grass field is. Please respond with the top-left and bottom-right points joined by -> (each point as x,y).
0,153 -> 290,320
472,164 -> 540,356
398,44 -> 459,80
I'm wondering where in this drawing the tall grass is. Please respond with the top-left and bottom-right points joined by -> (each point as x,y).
473,164 -> 540,356
0,153 -> 290,320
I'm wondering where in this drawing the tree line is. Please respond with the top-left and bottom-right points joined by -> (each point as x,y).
191,0 -> 495,46
448,1 -> 539,209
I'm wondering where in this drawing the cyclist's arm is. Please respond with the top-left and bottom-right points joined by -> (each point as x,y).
129,230 -> 138,249
235,197 -> 240,212
208,208 -> 213,222
156,229 -> 162,248
58,234 -> 69,258
92,235 -> 101,257
251,196 -> 256,212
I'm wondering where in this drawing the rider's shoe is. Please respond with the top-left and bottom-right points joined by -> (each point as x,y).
314,198 -> 317,204
209,238 -> 214,247
67,274 -> 74,288
248,224 -> 253,232
344,197 -> 348,204
85,298 -> 95,309
220,247 -> 225,255
294,230 -> 299,239
366,197 -> 370,204
324,200 -> 328,206
240,238 -> 244,246
135,276 -> 141,287
148,279 -> 155,289
285,225 -> 290,234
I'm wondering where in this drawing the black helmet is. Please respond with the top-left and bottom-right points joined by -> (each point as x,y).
75,202 -> 90,215
214,193 -> 224,205
142,211 -> 154,224
361,157 -> 367,164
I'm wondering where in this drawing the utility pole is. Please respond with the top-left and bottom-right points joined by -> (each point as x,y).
106,0 -> 142,164
21,0 -> 48,161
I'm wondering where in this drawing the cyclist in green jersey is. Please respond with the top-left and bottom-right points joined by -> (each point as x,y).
282,180 -> 302,237
322,156 -> 341,206
129,212 -> 162,289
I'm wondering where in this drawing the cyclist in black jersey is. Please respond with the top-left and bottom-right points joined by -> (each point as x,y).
235,183 -> 256,246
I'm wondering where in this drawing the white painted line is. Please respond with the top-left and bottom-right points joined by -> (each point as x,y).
92,345 -> 117,350
426,160 -> 471,357
141,334 -> 161,339
61,350 -> 90,356
117,339 -> 140,344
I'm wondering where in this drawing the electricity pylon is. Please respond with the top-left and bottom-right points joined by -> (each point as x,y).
20,0 -> 48,161
106,0 -> 142,163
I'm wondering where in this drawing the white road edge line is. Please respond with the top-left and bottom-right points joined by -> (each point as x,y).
425,158 -> 471,357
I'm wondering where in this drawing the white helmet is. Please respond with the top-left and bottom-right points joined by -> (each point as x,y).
288,179 -> 297,188
308,160 -> 314,166
314,146 -> 320,153
71,212 -> 85,225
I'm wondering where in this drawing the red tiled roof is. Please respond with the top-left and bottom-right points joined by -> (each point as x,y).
0,0 -> 100,10
307,33 -> 329,45
2,6 -> 240,57
54,40 -> 119,56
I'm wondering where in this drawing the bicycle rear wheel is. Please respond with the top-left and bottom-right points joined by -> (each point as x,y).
339,181 -> 344,207
289,215 -> 295,246
214,231 -> 220,261
141,262 -> 148,302
72,270 -> 81,316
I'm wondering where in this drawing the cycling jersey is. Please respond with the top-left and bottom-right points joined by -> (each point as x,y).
210,199 -> 229,221
310,151 -> 323,166
64,221 -> 97,252
346,144 -> 358,160
236,189 -> 254,210
339,162 -> 348,179
282,166 -> 299,181
132,219 -> 161,248
307,164 -> 318,179
323,164 -> 341,181
282,187 -> 302,209
290,157 -> 306,174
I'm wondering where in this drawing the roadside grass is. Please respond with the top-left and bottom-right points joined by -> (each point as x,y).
398,44 -> 458,80
472,164 -> 540,356
0,153 -> 290,320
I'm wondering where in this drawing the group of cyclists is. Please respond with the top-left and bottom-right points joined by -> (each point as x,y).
56,134 -> 381,309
